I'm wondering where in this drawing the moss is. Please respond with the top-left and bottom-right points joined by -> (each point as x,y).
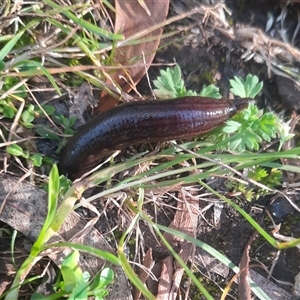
198,70 -> 214,85
59,73 -> 84,87
282,214 -> 300,235
182,269 -> 226,299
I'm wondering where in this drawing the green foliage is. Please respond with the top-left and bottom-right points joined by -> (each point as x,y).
236,183 -> 255,202
221,103 -> 289,152
227,166 -> 282,201
152,66 -> 262,101
35,111 -> 76,148
58,250 -> 89,298
88,267 -> 115,299
249,166 -> 269,182
31,251 -> 114,299
6,165 -> 115,299
1,24 -> 297,298
0,99 -> 16,118
3,76 -> 27,98
199,84 -> 221,99
3,103 -> 66,170
0,77 -> 27,119
2,100 -> 75,172
58,175 -> 72,197
153,65 -> 221,99
153,65 -> 189,98
0,21 -> 35,61
6,144 -> 43,167
276,119 -> 295,151
44,0 -> 123,41
51,112 -> 76,135
249,167 -> 282,188
21,104 -> 55,128
229,74 -> 263,98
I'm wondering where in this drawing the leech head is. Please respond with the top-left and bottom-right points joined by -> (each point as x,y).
233,98 -> 255,112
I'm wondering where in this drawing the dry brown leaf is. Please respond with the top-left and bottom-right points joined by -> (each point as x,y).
157,256 -> 173,299
133,248 -> 154,300
238,232 -> 257,300
97,0 -> 170,112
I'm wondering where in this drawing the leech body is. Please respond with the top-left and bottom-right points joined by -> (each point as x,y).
58,97 -> 250,180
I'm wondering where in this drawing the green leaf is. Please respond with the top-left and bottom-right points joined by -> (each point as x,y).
277,120 -> 294,151
223,120 -> 242,134
36,126 -> 60,140
70,280 -> 88,300
264,168 -> 282,187
98,267 -> 114,289
220,102 -> 280,152
185,89 -> 198,96
230,136 -> 243,151
22,122 -> 35,129
241,130 -> 261,151
152,65 -> 220,99
89,267 -> 114,298
36,164 -> 60,245
60,252 -> 81,290
229,74 -> 263,98
46,165 -> 60,226
59,251 -> 89,298
39,105 -> 55,116
60,265 -> 77,293
30,293 -> 46,299
229,76 -> 246,97
6,144 -> 29,158
3,76 -> 28,98
59,175 -> 72,196
30,154 -> 43,167
199,84 -> 221,98
153,65 -> 187,98
249,167 -> 268,181
22,108 -> 35,124
173,65 -> 182,84
2,105 -> 15,118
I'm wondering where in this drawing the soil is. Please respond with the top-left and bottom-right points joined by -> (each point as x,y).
1,0 -> 300,299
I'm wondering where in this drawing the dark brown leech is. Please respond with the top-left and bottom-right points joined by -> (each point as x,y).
58,96 -> 252,180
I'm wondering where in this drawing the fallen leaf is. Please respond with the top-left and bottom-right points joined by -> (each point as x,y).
133,248 -> 154,300
97,0 -> 170,112
238,232 -> 257,300
157,256 -> 173,299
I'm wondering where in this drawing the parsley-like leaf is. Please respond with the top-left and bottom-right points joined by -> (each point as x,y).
153,65 -> 221,99
200,84 -> 221,98
229,74 -> 263,98
153,65 -> 187,98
